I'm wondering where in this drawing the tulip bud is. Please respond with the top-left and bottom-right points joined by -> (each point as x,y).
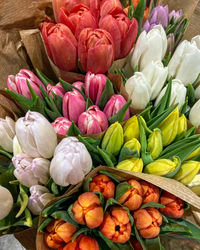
116,158 -> 143,173
13,154 -> 50,187
103,94 -> 130,120
72,81 -> 84,90
47,83 -> 65,98
169,9 -> 183,22
118,179 -> 143,211
0,186 -> 13,220
166,33 -> 175,55
147,129 -> 163,160
123,138 -> 141,156
28,185 -> 54,215
100,206 -> 131,243
101,122 -> 124,155
64,235 -> 99,250
100,0 -> 123,18
189,99 -> 200,127
160,191 -> 184,218
13,136 -> 23,156
123,115 -> 140,142
51,117 -> 72,136
63,90 -> 86,124
140,181 -> 160,203
72,192 -> 104,228
185,147 -> 200,161
0,117 -> 15,153
89,174 -> 115,199
15,111 -> 57,158
55,221 -> 77,243
133,208 -> 162,238
177,114 -> 187,135
50,137 -> 92,186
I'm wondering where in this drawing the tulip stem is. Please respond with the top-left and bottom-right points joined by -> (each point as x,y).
0,149 -> 13,160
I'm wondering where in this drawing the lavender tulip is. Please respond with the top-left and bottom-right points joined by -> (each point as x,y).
51,117 -> 72,135
47,83 -> 65,98
169,10 -> 183,22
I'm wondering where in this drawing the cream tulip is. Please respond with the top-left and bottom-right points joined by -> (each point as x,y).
189,99 -> 200,127
0,186 -> 13,220
0,117 -> 15,152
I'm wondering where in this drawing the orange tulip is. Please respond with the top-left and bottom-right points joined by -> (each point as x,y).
55,222 -> 77,243
117,179 -> 143,211
72,192 -> 104,228
160,191 -> 184,218
100,206 -> 131,243
89,174 -> 115,199
140,181 -> 160,204
133,208 -> 162,238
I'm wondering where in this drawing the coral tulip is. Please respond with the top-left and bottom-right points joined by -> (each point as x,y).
140,181 -> 160,203
63,235 -> 99,250
100,0 -> 123,18
51,117 -> 72,136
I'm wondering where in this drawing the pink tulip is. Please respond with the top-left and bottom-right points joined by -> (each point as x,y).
51,117 -> 72,135
103,94 -> 130,120
73,81 -> 84,90
78,105 -> 108,134
100,0 -> 123,18
47,83 -> 65,98
7,69 -> 45,99
63,91 -> 86,124
78,28 -> 114,74
85,71 -> 106,105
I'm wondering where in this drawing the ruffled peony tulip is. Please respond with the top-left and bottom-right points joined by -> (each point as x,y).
0,117 -> 15,153
100,0 -> 123,18
0,186 -> 13,220
169,9 -> 183,22
63,235 -> 99,250
72,81 -> 84,90
50,137 -> 92,186
189,99 -> 200,127
47,83 -> 65,98
63,90 -> 86,124
51,117 -> 72,136
78,28 -> 114,74
78,105 -> 108,134
15,111 -> 57,158
72,192 -> 104,228
140,181 -> 160,203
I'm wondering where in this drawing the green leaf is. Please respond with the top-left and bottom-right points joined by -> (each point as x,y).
38,218 -> 53,232
16,184 -> 29,218
134,225 -> 147,250
118,147 -> 138,163
83,177 -> 92,192
114,69 -> 127,85
44,107 -> 60,121
51,210 -> 79,227
144,237 -> 162,250
162,52 -> 171,67
140,105 -> 152,122
192,72 -> 200,87
99,170 -> 120,184
115,182 -> 133,200
0,148 -> 13,160
187,83 -> 196,107
133,0 -> 145,36
51,182 -> 59,196
109,100 -> 132,124
68,121 -> 82,136
67,204 -> 80,226
164,156 -> 181,178
104,198 -> 122,212
97,146 -> 115,167
95,192 -> 105,207
180,96 -> 188,114
141,202 -> 165,209
53,93 -> 63,114
86,98 -> 94,109
160,223 -> 191,235
99,78 -> 114,110
36,69 -> 55,86
72,227 -> 90,241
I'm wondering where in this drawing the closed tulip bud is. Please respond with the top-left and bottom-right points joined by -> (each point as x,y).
116,158 -> 143,173
7,69 -> 45,99
169,9 -> 183,22
160,191 -> 184,218
195,85 -> 200,100
100,206 -> 131,243
133,208 -> 162,238
166,33 -> 175,55
186,146 -> 200,161
103,94 -> 130,120
72,192 -> 104,228
123,138 -> 141,156
177,114 -> 187,135
15,111 -> 57,158
78,105 -> 108,134
55,221 -> 77,243
101,122 -> 124,155
141,61 -> 168,100
144,157 -> 180,176
50,137 -> 92,186
47,83 -> 65,98
78,28 -> 114,74
13,154 -> 50,187
0,186 -> 13,220
100,0 -> 123,18
125,72 -> 151,110
64,235 -> 99,250
118,179 -> 143,210
85,71 -> 106,105
28,185 -> 54,215
189,99 -> 200,127
147,129 -> 163,160
51,117 -> 72,136
89,174 -> 115,199
0,117 -> 15,153
63,90 -> 86,124
123,115 -> 140,142
72,81 -> 84,90
140,181 -> 160,203
13,136 -> 23,156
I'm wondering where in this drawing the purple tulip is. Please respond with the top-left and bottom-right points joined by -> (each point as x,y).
167,33 -> 175,55
7,69 -> 46,99
72,81 -> 84,90
51,117 -> 72,135
78,105 -> 108,134
169,10 -> 183,22
47,83 -> 65,98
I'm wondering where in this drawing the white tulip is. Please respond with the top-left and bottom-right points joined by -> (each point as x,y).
125,72 -> 151,110
50,137 -> 92,186
0,186 -> 13,220
13,136 -> 23,156
0,117 -> 15,152
189,99 -> 200,127
142,61 -> 168,100
195,85 -> 200,100
15,111 -> 57,158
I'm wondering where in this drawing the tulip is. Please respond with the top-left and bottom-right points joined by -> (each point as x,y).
64,235 -> 99,250
78,105 -> 108,134
141,61 -> 168,100
63,90 -> 86,124
103,94 -> 130,120
15,111 -> 57,158
13,136 -> 23,156
72,192 -> 104,228
47,83 -> 65,98
78,28 -> 114,74
189,99 -> 200,127
0,117 -> 15,153
195,85 -> 200,100
99,13 -> 138,59
123,115 -> 140,142
123,138 -> 141,156
133,207 -> 162,238
89,174 -> 115,199
177,114 -> 187,135
130,25 -> 167,71
0,186 -> 13,220
174,161 -> 200,185
13,154 -> 50,187
85,71 -> 106,105
100,0 -> 123,18
147,129 -> 163,160
160,191 -> 184,218
169,9 -> 183,22
144,157 -> 180,176
100,206 -> 131,243
187,174 -> 200,195
55,221 -> 77,243
28,185 -> 54,215
101,122 -> 124,155
125,72 -> 151,110
7,69 -> 45,99
72,81 -> 84,90
116,158 -> 143,173
186,147 -> 200,161
140,181 -> 160,204
155,80 -> 187,110
166,33 -> 175,55
118,179 -> 143,210
51,117 -> 72,136
50,137 -> 92,186
40,23 -> 78,72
